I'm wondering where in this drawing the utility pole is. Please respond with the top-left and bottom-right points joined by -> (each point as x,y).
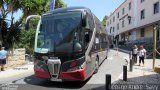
153,24 -> 158,70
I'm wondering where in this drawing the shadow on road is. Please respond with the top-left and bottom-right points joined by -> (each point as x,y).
23,75 -> 90,89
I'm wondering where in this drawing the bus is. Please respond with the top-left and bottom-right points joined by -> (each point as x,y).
26,7 -> 109,81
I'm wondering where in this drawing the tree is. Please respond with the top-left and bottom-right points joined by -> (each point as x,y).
0,0 -> 67,52
17,29 -> 36,54
20,0 -> 67,20
55,0 -> 67,9
102,15 -> 108,28
20,0 -> 49,19
0,0 -> 21,48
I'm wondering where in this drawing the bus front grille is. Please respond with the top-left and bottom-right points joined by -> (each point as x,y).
48,59 -> 61,78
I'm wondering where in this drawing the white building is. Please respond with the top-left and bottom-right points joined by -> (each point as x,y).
106,0 -> 160,43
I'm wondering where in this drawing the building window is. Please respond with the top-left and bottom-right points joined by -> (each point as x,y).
117,12 -> 119,18
140,28 -> 145,37
154,2 -> 159,14
122,8 -> 125,15
117,23 -> 119,30
141,9 -> 145,19
113,27 -> 115,32
110,27 -> 112,33
113,16 -> 115,22
129,2 -> 131,10
107,22 -> 109,26
122,20 -> 125,27
141,0 -> 145,3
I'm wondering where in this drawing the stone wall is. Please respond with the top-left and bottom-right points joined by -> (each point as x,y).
4,48 -> 26,69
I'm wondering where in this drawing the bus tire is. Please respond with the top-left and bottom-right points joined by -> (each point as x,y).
94,57 -> 99,74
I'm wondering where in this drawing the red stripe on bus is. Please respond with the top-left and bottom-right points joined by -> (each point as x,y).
34,69 -> 51,79
59,67 -> 86,81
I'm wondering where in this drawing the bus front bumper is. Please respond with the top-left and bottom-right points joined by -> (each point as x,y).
59,67 -> 86,81
34,67 -> 86,81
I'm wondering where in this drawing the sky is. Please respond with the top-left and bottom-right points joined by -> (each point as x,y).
7,0 -> 125,22
63,0 -> 125,21
7,9 -> 22,22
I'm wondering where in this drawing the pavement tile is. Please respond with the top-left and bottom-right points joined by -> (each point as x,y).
112,49 -> 160,90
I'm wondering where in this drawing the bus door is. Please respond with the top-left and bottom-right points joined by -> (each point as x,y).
84,12 -> 95,76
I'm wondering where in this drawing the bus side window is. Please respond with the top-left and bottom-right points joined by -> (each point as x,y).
94,36 -> 100,50
85,13 -> 94,30
95,37 -> 99,44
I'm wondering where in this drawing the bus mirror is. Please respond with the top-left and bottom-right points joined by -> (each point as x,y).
25,15 -> 41,30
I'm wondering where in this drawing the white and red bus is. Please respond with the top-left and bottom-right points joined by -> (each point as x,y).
26,7 -> 109,81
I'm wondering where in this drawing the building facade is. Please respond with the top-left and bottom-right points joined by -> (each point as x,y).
106,0 -> 160,44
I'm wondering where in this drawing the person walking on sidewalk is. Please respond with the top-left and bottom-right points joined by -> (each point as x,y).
131,45 -> 138,64
138,45 -> 146,66
0,47 -> 7,71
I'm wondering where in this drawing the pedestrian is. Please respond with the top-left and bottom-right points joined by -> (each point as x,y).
138,45 -> 146,66
131,45 -> 138,64
0,47 -> 8,71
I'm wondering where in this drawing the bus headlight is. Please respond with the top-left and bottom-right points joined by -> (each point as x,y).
67,62 -> 86,72
34,59 -> 48,71
61,56 -> 85,72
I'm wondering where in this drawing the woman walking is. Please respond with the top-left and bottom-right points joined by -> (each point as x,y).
138,45 -> 146,66
131,45 -> 138,64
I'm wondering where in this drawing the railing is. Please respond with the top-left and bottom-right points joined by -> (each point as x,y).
156,49 -> 160,55
126,37 -> 153,45
118,37 -> 160,58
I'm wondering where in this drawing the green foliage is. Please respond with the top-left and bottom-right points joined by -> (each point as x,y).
15,19 -> 38,54
55,0 -> 67,9
0,0 -> 22,48
20,0 -> 67,19
0,0 -> 67,53
16,29 -> 36,54
6,22 -> 21,49
102,16 -> 108,28
0,16 -> 21,49
20,0 -> 49,18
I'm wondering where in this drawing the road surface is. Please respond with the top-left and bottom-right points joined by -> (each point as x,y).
0,50 -> 127,90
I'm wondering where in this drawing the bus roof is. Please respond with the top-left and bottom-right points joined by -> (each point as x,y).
43,7 -> 91,16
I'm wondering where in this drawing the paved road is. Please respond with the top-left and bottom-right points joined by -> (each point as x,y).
0,50 -> 127,90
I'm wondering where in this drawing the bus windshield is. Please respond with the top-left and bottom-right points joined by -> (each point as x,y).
36,12 -> 83,53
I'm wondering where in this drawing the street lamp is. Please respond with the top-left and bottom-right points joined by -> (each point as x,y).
128,16 -> 131,24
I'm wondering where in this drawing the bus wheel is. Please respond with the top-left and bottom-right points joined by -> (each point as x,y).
94,57 -> 99,74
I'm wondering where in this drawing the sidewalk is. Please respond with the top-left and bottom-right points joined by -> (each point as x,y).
0,61 -> 34,79
112,57 -> 160,90
113,48 -> 130,54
